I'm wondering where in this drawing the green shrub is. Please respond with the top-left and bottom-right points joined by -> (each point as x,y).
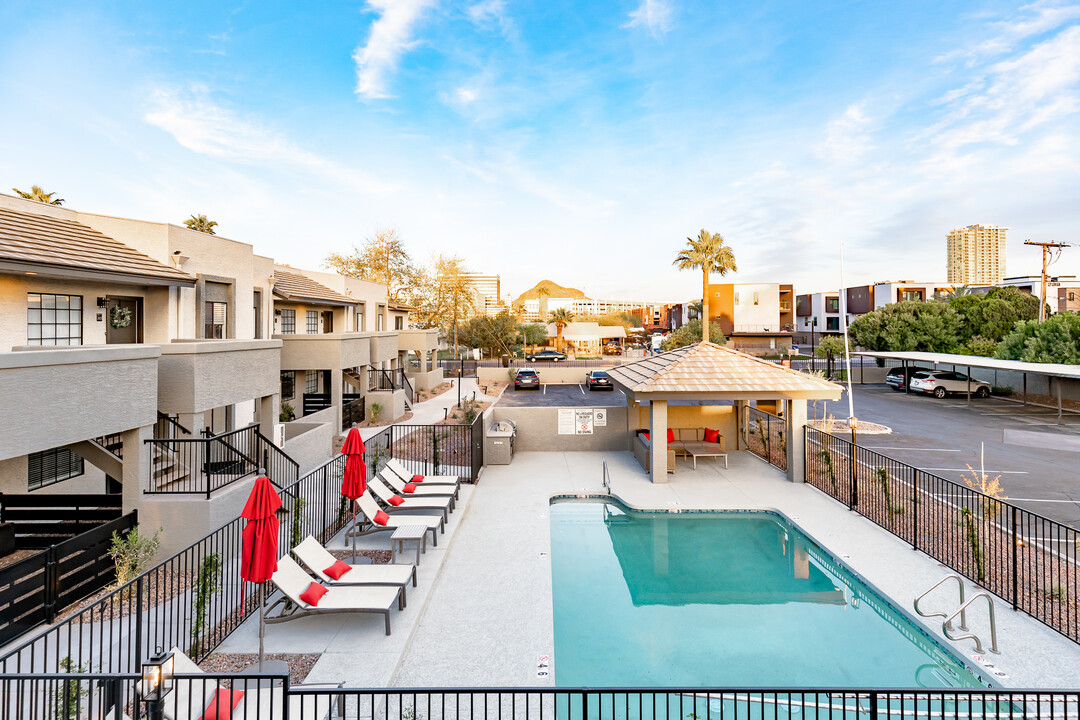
991,386 -> 1014,396
54,657 -> 88,719
189,553 -> 222,656
369,402 -> 383,423
109,526 -> 162,588
290,496 -> 307,547
820,449 -> 838,494
961,508 -> 986,582
279,401 -> 295,422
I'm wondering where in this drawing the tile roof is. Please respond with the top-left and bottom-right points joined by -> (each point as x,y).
0,207 -> 195,285
272,270 -> 355,305
606,342 -> 843,399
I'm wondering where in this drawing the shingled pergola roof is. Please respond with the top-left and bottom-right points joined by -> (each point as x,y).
0,207 -> 195,286
273,270 -> 355,306
606,342 -> 842,401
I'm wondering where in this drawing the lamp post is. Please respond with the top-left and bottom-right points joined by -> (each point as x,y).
141,649 -> 175,720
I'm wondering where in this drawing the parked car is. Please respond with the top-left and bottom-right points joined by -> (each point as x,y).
526,349 -> 566,362
910,371 -> 991,399
885,366 -> 930,392
585,370 -> 614,391
602,343 -> 621,356
513,368 -> 540,390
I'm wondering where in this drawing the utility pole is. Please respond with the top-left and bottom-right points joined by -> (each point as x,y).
1024,240 -> 1071,321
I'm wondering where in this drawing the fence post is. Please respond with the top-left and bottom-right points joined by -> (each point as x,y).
869,691 -> 878,720
581,690 -> 588,720
912,471 -> 919,551
135,575 -> 144,672
848,438 -> 858,510
1011,505 -> 1019,611
43,543 -> 58,623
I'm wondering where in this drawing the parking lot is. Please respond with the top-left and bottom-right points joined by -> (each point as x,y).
498,382 -> 627,408
817,383 -> 1080,528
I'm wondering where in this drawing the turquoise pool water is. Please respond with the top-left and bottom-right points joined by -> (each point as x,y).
550,501 -> 986,688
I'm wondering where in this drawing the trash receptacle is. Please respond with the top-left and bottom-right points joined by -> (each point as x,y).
485,419 -> 517,465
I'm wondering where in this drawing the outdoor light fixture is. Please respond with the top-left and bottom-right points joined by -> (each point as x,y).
141,649 -> 174,720
97,297 -> 107,308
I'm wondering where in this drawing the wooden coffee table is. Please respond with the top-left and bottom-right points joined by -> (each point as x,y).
688,447 -> 728,469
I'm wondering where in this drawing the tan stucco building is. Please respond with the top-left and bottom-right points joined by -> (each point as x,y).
947,224 -> 1008,285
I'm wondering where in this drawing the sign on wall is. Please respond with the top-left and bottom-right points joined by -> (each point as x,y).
576,409 -> 594,435
594,409 -> 607,427
558,409 -> 576,435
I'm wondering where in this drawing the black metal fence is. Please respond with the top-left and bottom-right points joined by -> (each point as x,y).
0,493 -> 123,549
0,512 -> 136,648
342,395 -> 366,428
0,455 -> 346,675
744,407 -> 787,471
144,425 -> 298,497
439,358 -> 633,371
805,427 -> 1080,645
3,680 -> 1080,720
363,414 -> 485,483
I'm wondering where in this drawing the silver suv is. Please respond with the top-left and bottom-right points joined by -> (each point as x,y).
910,371 -> 991,399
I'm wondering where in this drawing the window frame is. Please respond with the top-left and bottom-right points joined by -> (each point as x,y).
205,301 -> 227,339
306,310 -> 319,334
28,447 -> 84,491
280,309 -> 296,334
27,293 -> 83,346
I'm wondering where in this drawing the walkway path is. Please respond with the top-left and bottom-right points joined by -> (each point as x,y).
359,377 -> 501,441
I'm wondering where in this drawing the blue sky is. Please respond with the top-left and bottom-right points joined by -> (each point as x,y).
2,1 -> 1079,301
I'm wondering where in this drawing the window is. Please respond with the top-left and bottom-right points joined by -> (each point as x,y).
27,293 -> 82,346
306,370 -> 319,394
376,307 -> 385,331
1070,292 -> 1076,302
734,292 -> 740,305
281,371 -> 295,400
826,297 -> 840,313
826,317 -> 840,331
205,301 -> 227,339
280,309 -> 296,334
306,310 -> 319,334
29,448 -> 83,490
753,292 -> 760,306
900,290 -> 923,302
394,315 -> 403,330
356,303 -> 366,331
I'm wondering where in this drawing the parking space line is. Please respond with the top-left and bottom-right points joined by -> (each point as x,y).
579,385 -> 584,394
543,384 -> 547,394
1009,498 -> 1080,503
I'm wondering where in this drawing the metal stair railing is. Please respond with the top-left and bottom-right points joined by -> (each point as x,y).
914,574 -> 967,631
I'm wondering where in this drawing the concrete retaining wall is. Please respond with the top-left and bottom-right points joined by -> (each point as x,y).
490,405 -> 630,452
284,406 -> 336,475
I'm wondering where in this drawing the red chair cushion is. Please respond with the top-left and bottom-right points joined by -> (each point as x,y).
411,474 -> 425,483
323,560 -> 350,581
704,428 -> 719,444
667,428 -> 675,443
373,510 -> 390,526
403,483 -> 418,493
299,582 -> 328,607
199,688 -> 244,720
642,432 -> 650,440
387,495 -> 404,506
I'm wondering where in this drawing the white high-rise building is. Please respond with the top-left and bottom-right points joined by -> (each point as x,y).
947,224 -> 1008,285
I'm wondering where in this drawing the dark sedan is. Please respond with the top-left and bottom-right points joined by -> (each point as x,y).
514,368 -> 540,390
885,366 -> 929,391
585,370 -> 614,391
526,349 -> 566,362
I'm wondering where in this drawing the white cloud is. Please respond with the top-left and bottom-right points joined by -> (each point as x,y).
934,0 -> 1080,63
143,87 -> 394,195
623,0 -> 674,36
466,0 -> 517,40
353,0 -> 436,100
815,104 -> 875,163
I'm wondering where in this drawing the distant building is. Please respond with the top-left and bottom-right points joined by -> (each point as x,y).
970,275 -> 1080,313
512,279 -> 667,325
705,283 -> 795,354
947,224 -> 1008,285
463,273 -> 503,316
796,281 -> 955,346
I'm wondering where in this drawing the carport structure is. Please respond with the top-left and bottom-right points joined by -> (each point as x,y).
856,351 -> 1080,424
606,342 -> 843,483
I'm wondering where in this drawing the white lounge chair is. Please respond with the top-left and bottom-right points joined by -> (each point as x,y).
380,469 -> 458,501
293,536 -> 416,605
367,477 -> 452,522
266,556 -> 403,634
385,458 -> 460,486
136,647 -> 341,720
353,490 -> 444,546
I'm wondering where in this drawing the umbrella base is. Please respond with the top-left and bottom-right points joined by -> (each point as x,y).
238,659 -> 290,688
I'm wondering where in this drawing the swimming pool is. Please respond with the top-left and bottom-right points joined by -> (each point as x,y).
550,500 -> 986,688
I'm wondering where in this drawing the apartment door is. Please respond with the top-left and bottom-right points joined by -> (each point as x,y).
321,311 -> 334,333
105,297 -> 143,344
253,290 -> 263,339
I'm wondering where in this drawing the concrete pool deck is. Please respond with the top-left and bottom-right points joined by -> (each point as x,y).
223,450 -> 1080,689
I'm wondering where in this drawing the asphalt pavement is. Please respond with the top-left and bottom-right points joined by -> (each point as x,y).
816,383 -> 1080,527
498,383 -> 626,407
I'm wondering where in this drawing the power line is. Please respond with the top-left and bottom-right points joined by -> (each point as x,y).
1024,240 -> 1072,321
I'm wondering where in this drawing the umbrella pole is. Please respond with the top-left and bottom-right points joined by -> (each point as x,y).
352,503 -> 357,563
259,582 -> 265,671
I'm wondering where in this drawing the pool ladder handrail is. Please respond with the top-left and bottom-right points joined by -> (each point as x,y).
914,574 -> 967,631
602,460 -> 611,495
943,592 -> 999,654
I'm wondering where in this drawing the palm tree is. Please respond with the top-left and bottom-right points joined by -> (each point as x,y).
13,185 -> 63,205
549,308 -> 574,352
673,229 -> 737,344
535,284 -> 551,320
184,214 -> 218,235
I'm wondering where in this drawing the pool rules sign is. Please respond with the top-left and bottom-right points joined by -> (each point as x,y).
558,409 -> 595,434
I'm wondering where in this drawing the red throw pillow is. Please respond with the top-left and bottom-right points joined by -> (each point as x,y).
299,582 -> 328,607
373,509 -> 390,526
642,432 -> 650,440
199,688 -> 244,720
667,428 -> 675,443
704,428 -> 719,444
387,495 -> 404,506
411,474 -> 425,483
403,483 -> 418,493
323,559 -> 350,581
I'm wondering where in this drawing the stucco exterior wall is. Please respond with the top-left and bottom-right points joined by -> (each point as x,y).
0,346 -> 160,460
490,406 -> 630,452
277,333 -> 371,371
157,340 -> 281,415
630,403 -> 738,446
369,332 -> 398,364
365,390 -> 404,422
407,367 -> 444,391
282,406 -> 337,475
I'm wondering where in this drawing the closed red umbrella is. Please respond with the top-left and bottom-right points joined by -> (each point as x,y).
340,428 -> 367,562
240,476 -> 282,670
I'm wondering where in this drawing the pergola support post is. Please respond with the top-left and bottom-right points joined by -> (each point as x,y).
649,400 -> 668,484
785,399 -> 807,483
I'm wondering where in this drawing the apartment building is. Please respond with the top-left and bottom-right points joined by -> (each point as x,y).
947,224 -> 1008,285
706,283 -> 795,354
796,281 -> 955,347
0,193 -> 439,553
512,280 -> 584,321
463,273 -> 504,316
969,275 -> 1080,314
